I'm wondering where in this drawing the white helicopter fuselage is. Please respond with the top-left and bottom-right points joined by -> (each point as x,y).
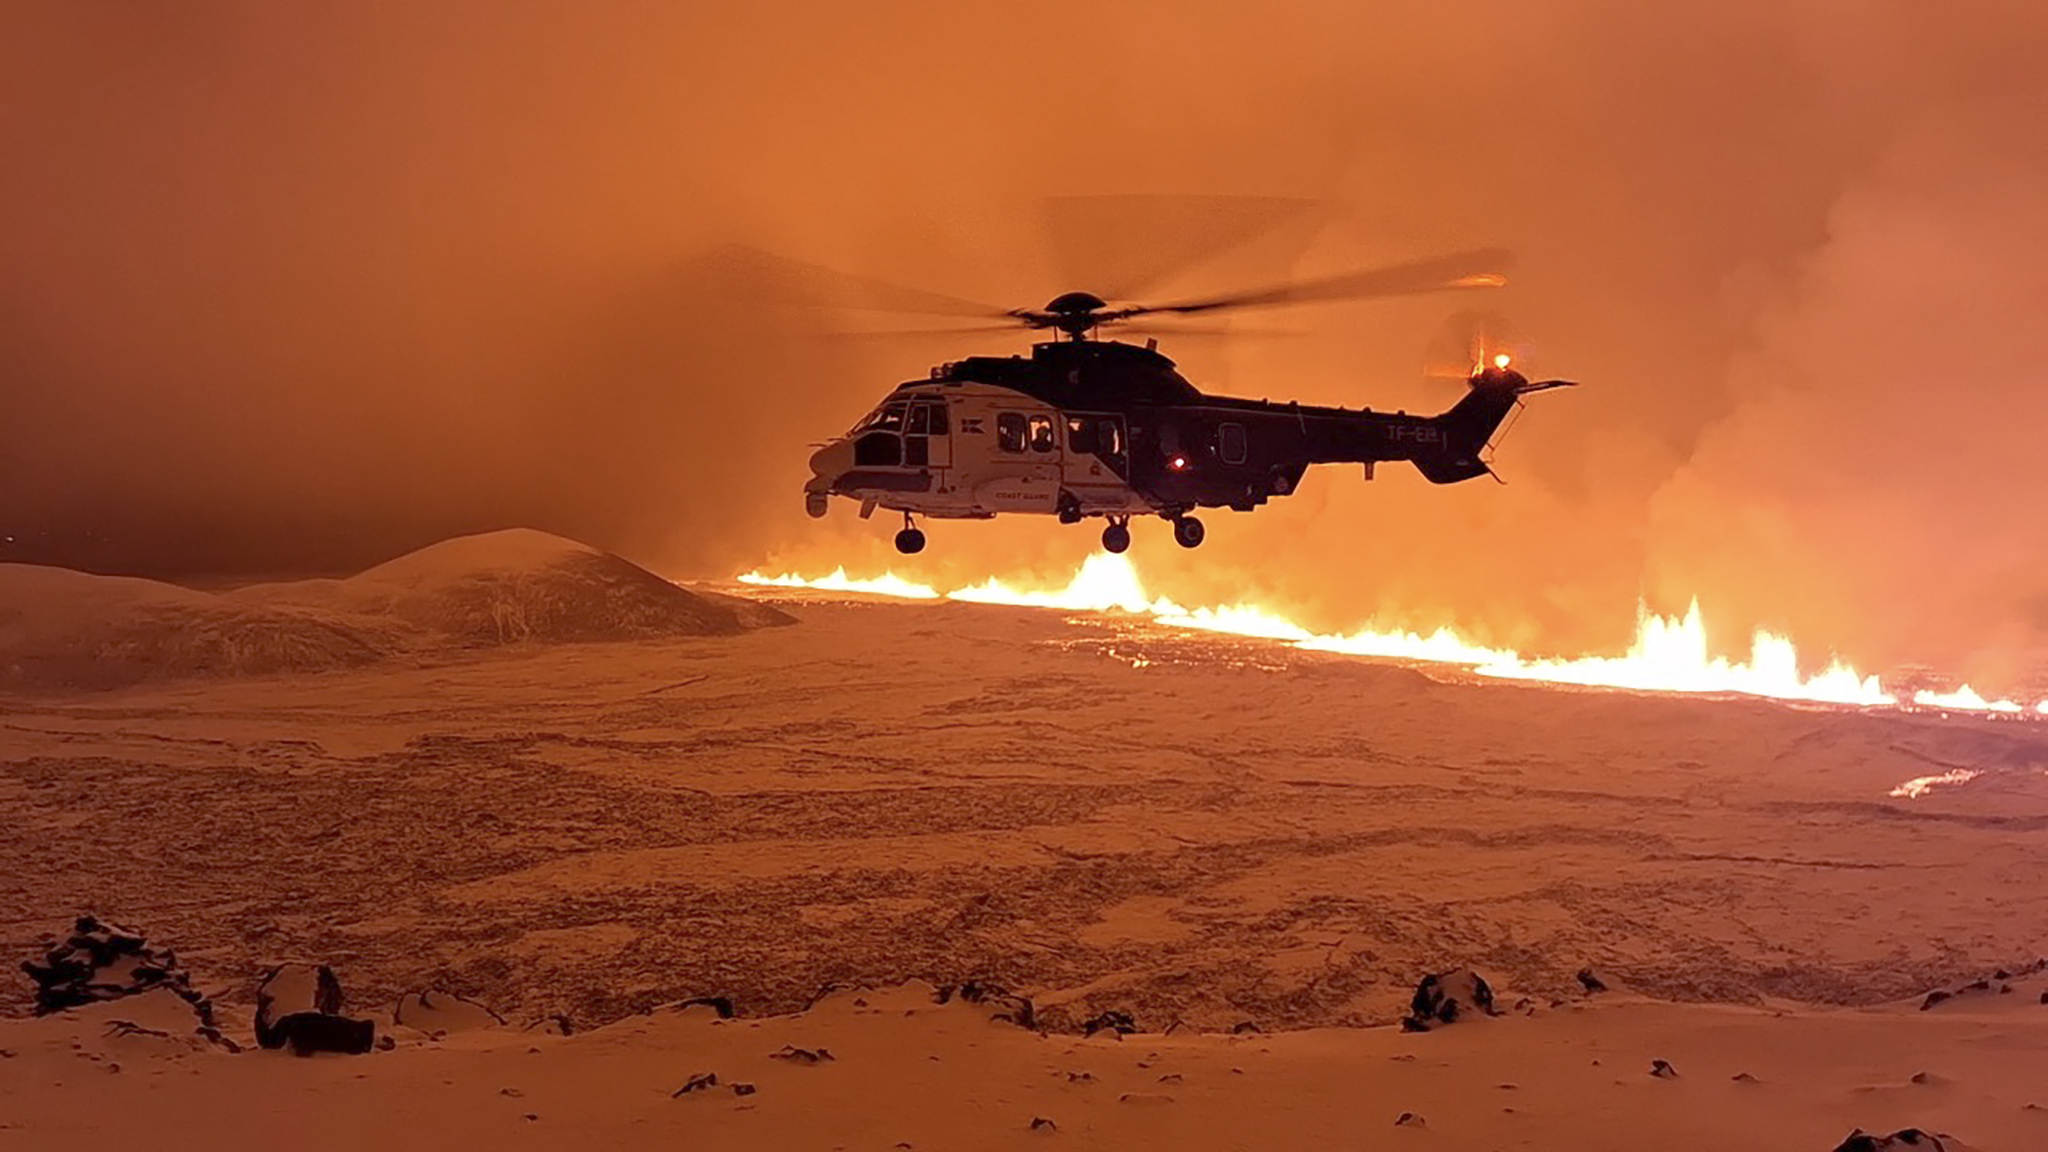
805,382 -> 1156,522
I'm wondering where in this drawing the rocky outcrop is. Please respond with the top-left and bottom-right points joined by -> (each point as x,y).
1831,1129 -> 1951,1151
255,964 -> 375,1055
938,981 -> 1037,1029
1917,960 -> 2046,1010
1402,969 -> 1497,1031
19,916 -> 236,1050
1080,1010 -> 1139,1037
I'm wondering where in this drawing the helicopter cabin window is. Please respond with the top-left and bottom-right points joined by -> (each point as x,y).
1069,417 -> 1124,458
907,404 -> 932,436
925,402 -> 949,436
1028,415 -> 1056,453
1218,422 -> 1248,465
1067,417 -> 1098,454
996,412 -> 1028,453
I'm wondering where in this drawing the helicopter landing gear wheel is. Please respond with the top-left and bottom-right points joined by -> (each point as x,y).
894,511 -> 926,555
1101,519 -> 1131,554
1172,516 -> 1205,549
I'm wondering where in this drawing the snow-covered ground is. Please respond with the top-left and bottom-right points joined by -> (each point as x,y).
2,976 -> 2042,1150
5,541 -> 2048,1148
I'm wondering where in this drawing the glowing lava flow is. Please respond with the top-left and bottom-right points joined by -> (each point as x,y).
737,567 -> 941,599
738,553 -> 2039,715
1473,600 -> 1889,707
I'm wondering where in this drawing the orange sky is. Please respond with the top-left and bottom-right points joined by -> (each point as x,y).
4,1 -> 2046,683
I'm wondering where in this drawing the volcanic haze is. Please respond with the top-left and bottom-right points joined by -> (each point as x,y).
5,1 -> 2048,686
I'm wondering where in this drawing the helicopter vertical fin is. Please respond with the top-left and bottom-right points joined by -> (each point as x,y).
1414,369 -> 1573,485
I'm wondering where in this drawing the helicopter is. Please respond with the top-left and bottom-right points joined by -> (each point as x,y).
798,243 -> 1575,555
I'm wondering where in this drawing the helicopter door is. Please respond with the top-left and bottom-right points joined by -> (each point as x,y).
970,408 -> 1062,513
904,400 -> 951,469
1062,412 -> 1134,510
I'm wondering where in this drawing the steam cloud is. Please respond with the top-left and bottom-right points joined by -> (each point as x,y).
3,2 -> 2045,686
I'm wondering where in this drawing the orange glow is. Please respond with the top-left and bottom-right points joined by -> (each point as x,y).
738,553 -> 2046,716
1910,684 -> 2025,713
738,567 -> 940,599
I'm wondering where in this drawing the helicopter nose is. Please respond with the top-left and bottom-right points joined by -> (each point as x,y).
804,440 -> 852,518
808,439 -> 852,483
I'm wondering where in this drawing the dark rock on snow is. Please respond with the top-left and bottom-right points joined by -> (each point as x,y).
768,1044 -> 834,1064
1081,1010 -> 1139,1037
677,995 -> 736,1019
24,916 -> 205,1017
1832,1128 -> 1950,1151
672,1072 -> 720,1097
255,963 -> 375,1055
21,916 -> 236,1050
939,981 -> 1037,1029
1402,969 -> 1497,1031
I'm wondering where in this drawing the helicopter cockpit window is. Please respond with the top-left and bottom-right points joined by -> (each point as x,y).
1028,415 -> 1056,453
926,402 -> 949,436
857,403 -> 908,434
854,431 -> 903,467
996,412 -> 1028,453
907,404 -> 932,436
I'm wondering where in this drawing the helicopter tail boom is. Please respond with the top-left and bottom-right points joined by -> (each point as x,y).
1414,366 -> 1575,484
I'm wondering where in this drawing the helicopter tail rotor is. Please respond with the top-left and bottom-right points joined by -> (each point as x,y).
1424,309 -> 1575,392
1412,311 -> 1576,484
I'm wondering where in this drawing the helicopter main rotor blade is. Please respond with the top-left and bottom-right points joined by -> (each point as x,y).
1038,194 -> 1324,302
1118,321 -> 1306,339
809,322 -> 1029,340
701,244 -> 1010,319
1112,247 -> 1514,321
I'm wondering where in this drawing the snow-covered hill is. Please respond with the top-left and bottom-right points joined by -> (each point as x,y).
0,529 -> 790,689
